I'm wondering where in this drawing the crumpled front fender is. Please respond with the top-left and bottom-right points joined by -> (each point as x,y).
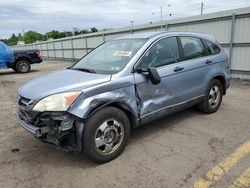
68,85 -> 139,125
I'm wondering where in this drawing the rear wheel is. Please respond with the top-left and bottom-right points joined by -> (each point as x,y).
197,79 -> 223,114
16,60 -> 31,73
83,107 -> 130,163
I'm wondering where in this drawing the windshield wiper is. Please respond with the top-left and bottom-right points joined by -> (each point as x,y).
73,67 -> 96,73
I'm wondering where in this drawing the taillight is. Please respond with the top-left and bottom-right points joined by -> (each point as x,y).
36,51 -> 41,58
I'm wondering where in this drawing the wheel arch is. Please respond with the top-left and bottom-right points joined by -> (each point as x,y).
212,75 -> 227,95
85,101 -> 139,129
15,56 -> 31,64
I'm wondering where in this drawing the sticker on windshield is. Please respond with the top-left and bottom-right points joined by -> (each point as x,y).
111,67 -> 120,71
113,51 -> 132,57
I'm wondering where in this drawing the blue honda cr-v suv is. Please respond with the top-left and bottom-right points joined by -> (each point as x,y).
17,32 -> 230,163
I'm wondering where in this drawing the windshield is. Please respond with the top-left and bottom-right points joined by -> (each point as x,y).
73,39 -> 147,74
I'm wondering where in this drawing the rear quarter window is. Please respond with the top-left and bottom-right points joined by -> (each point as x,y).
204,40 -> 221,55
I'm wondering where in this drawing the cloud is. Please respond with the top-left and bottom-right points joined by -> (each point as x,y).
0,0 -> 250,38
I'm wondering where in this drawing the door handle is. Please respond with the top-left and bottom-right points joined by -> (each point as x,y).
173,66 -> 184,72
205,59 -> 213,64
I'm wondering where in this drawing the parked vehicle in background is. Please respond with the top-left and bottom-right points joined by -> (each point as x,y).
16,31 -> 230,163
11,49 -> 43,73
0,41 -> 42,73
0,41 -> 15,69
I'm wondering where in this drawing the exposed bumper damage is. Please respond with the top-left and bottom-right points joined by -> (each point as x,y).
17,105 -> 84,151
17,83 -> 139,151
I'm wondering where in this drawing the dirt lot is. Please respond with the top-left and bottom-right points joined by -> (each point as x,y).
0,60 -> 250,188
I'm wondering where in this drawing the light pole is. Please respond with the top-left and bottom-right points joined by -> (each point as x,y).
201,2 -> 204,15
152,2 -> 163,29
160,5 -> 163,29
151,1 -> 172,30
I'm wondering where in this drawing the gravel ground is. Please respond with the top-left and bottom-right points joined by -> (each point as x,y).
0,60 -> 250,188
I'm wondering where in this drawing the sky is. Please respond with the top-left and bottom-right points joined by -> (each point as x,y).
0,0 -> 250,39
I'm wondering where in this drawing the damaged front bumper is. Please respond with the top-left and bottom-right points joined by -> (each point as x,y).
17,108 -> 84,151
17,113 -> 41,136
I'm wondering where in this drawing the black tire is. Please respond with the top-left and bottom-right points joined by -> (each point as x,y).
197,79 -> 223,114
16,60 -> 31,73
83,107 -> 130,163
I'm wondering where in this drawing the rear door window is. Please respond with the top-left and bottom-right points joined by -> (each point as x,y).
180,37 -> 206,60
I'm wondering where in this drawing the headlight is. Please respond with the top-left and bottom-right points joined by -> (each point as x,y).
33,92 -> 81,112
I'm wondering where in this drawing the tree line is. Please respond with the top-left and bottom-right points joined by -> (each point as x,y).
1,27 -> 101,46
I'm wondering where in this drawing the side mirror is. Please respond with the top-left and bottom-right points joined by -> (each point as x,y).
148,67 -> 161,85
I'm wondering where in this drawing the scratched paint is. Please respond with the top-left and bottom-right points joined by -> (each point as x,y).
229,168 -> 250,188
193,140 -> 250,188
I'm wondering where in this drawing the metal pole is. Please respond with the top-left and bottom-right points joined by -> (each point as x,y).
160,5 -> 163,29
71,38 -> 75,61
102,33 -> 105,42
82,36 -> 85,55
40,44 -> 42,58
229,13 -> 236,70
53,42 -> 56,59
130,21 -> 134,34
46,42 -> 49,59
61,41 -> 64,60
85,36 -> 88,54
201,2 -> 204,15
165,23 -> 168,31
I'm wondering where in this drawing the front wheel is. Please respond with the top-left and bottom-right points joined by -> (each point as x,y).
16,60 -> 31,73
83,107 -> 130,163
197,79 -> 223,114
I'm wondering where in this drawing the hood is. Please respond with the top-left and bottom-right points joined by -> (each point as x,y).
18,69 -> 111,100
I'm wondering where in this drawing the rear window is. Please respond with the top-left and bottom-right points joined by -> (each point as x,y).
204,40 -> 221,55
